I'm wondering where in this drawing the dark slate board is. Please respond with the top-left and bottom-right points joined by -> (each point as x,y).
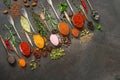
0,0 -> 120,80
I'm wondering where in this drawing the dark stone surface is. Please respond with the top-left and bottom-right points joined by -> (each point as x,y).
0,0 -> 120,80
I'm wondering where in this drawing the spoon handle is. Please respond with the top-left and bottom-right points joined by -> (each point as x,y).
0,35 -> 9,55
8,15 -> 22,41
86,0 -> 94,10
51,4 -> 61,21
66,0 -> 75,14
64,11 -> 73,27
80,5 -> 89,20
25,32 -> 33,46
10,41 -> 21,58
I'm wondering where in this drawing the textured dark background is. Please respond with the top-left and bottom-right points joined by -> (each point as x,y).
0,0 -> 120,80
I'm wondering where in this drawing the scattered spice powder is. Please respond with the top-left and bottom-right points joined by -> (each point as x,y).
20,42 -> 30,57
80,33 -> 94,43
58,22 -> 69,36
10,2 -> 21,18
72,13 -> 85,28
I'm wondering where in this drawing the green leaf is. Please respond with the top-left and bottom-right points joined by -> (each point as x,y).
58,2 -> 68,12
95,24 -> 102,31
20,16 -> 31,33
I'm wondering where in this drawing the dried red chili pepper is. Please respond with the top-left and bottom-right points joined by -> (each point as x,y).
81,0 -> 88,14
5,39 -> 12,50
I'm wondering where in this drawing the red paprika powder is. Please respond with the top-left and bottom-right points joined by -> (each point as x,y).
20,42 -> 30,57
72,13 -> 85,28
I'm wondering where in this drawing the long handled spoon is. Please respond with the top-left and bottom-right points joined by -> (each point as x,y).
47,0 -> 70,36
0,35 -> 16,65
10,41 -> 26,68
66,0 -> 85,29
38,3 -> 61,46
21,8 -> 35,32
86,0 -> 100,21
80,5 -> 102,31
8,15 -> 31,57
21,9 -> 45,49
80,5 -> 94,30
40,9 -> 61,46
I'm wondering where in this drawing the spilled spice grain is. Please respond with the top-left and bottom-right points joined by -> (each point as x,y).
10,2 -> 21,18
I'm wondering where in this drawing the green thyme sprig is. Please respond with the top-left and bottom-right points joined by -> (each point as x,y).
44,9 -> 58,29
31,9 -> 48,37
5,25 -> 18,46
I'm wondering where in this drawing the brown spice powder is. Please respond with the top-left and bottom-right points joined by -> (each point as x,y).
80,33 -> 94,43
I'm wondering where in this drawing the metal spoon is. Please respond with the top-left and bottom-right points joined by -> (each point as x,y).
47,0 -> 70,36
47,0 -> 61,21
86,0 -> 100,21
0,35 -> 16,65
10,41 -> 26,68
80,5 -> 94,30
8,15 -> 31,57
21,8 -> 35,32
8,15 -> 33,46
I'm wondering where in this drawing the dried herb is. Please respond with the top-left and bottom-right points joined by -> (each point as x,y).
80,29 -> 89,36
31,10 -> 48,37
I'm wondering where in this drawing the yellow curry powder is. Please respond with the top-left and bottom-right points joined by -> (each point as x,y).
33,34 -> 44,49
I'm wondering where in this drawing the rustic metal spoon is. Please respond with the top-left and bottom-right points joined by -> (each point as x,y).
0,35 -> 16,65
86,0 -> 100,21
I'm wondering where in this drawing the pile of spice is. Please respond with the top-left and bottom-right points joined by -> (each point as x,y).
80,33 -> 94,43
18,58 -> 26,68
20,42 -> 30,57
58,22 -> 69,36
72,13 -> 85,28
10,2 -> 21,18
50,48 -> 65,60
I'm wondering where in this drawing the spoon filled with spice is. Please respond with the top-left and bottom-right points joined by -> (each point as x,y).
59,2 -> 80,38
38,3 -> 61,46
21,8 -> 45,49
86,0 -> 100,21
80,5 -> 95,30
0,35 -> 16,65
40,11 -> 61,46
8,15 -> 31,57
47,0 -> 70,36
10,41 -> 26,68
66,0 -> 85,29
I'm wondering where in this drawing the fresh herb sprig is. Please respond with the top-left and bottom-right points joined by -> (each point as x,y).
44,9 -> 58,29
31,9 -> 48,38
5,24 -> 18,46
